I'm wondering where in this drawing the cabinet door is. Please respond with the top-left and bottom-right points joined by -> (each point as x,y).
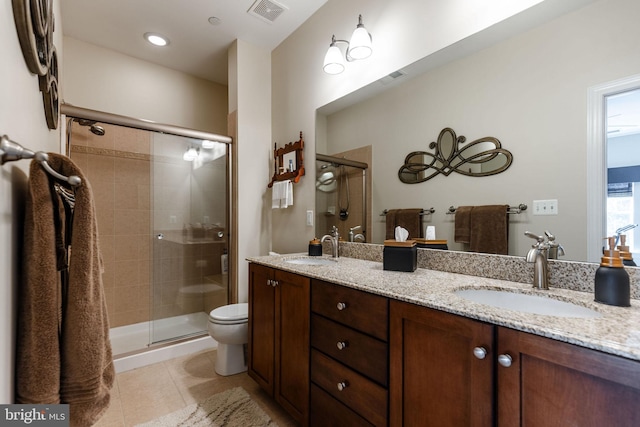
275,268 -> 310,425
497,327 -> 640,427
248,264 -> 275,394
390,300 -> 494,427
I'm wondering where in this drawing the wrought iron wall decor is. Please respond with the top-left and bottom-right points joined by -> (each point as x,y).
13,0 -> 60,130
398,127 -> 513,183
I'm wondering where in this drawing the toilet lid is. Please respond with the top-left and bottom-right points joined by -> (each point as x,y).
209,303 -> 248,322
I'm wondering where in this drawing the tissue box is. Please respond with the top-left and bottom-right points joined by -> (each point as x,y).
383,240 -> 417,272
415,238 -> 449,250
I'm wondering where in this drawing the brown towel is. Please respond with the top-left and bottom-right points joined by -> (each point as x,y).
385,209 -> 423,240
16,153 -> 114,426
454,206 -> 473,244
469,205 -> 509,255
385,209 -> 399,240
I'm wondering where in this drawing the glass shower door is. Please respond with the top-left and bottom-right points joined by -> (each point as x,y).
150,134 -> 229,345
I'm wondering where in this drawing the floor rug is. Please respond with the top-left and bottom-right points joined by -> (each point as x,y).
135,387 -> 279,427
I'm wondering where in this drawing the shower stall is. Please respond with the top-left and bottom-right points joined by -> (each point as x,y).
315,152 -> 370,241
63,105 -> 233,359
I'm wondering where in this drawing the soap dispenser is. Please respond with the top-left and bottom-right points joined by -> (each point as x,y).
594,237 -> 630,307
616,234 -> 637,267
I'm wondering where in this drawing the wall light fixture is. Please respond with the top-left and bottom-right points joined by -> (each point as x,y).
323,15 -> 372,75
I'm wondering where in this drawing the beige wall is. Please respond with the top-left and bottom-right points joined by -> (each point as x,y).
229,40 -> 272,303
63,37 -> 228,134
323,0 -> 640,261
270,0 -> 591,254
0,0 -> 64,403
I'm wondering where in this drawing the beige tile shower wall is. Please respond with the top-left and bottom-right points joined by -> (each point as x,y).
70,123 -> 152,328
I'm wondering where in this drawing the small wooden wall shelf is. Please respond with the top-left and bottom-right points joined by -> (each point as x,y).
268,131 -> 305,188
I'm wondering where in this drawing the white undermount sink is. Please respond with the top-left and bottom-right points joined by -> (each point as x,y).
455,289 -> 601,318
285,257 -> 336,266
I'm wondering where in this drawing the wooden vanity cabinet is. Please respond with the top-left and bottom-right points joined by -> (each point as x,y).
389,299 -> 495,427
310,279 -> 390,427
497,326 -> 640,427
390,299 -> 640,426
247,263 -> 310,425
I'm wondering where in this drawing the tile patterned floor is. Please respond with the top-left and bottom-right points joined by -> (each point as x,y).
94,349 -> 298,426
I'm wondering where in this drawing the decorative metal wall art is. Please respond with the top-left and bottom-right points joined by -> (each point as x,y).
398,127 -> 513,184
13,0 -> 60,129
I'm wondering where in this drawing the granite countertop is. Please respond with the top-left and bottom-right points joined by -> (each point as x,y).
247,253 -> 640,362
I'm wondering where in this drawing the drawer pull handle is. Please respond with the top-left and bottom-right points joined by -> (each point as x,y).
337,381 -> 349,391
473,347 -> 487,360
498,354 -> 513,368
336,341 -> 349,350
336,302 -> 347,311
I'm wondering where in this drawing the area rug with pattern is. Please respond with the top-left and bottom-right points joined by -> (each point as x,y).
135,387 -> 279,427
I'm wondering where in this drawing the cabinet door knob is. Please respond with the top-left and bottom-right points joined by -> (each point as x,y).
337,381 -> 349,391
473,347 -> 487,360
336,302 -> 347,311
498,354 -> 513,368
336,341 -> 349,350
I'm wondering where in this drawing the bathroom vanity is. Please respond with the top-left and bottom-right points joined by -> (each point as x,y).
247,253 -> 640,426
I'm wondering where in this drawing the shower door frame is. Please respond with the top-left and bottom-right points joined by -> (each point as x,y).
61,103 -> 235,348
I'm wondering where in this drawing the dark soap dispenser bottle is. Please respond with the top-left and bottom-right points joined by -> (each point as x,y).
595,237 -> 630,307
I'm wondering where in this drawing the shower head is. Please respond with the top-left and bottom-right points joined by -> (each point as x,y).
90,124 -> 106,136
73,118 -> 106,136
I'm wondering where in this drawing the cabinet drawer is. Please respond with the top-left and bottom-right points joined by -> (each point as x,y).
312,314 -> 388,386
310,384 -> 374,427
312,279 -> 388,341
311,349 -> 388,427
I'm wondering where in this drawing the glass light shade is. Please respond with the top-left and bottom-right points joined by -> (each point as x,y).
348,26 -> 372,60
183,147 -> 198,161
323,45 -> 346,75
202,139 -> 215,149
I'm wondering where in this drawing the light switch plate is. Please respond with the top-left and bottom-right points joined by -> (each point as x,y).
533,199 -> 558,215
306,210 -> 314,226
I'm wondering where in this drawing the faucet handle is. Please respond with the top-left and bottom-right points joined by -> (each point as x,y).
525,231 -> 544,243
350,225 -> 361,232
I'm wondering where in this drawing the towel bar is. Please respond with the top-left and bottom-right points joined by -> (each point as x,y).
0,134 -> 81,186
446,204 -> 527,215
380,207 -> 435,216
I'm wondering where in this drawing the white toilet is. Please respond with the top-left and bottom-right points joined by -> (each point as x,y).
207,303 -> 249,376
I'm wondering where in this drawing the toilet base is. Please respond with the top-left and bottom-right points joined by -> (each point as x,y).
215,342 -> 247,376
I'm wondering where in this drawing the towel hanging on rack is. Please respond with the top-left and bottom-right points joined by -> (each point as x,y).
271,179 -> 293,209
16,153 -> 114,426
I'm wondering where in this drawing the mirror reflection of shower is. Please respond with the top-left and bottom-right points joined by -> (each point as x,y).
315,151 -> 369,242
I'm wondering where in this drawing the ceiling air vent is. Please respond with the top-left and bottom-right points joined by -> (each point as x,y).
248,0 -> 288,24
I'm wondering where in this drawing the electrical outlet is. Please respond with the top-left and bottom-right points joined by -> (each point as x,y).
169,215 -> 177,224
533,199 -> 558,215
306,210 -> 314,226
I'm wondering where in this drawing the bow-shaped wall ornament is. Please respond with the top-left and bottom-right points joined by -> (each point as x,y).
398,127 -> 513,184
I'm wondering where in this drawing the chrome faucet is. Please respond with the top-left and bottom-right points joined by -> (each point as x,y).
545,230 -> 565,259
525,231 -> 549,289
321,226 -> 340,258
348,225 -> 365,242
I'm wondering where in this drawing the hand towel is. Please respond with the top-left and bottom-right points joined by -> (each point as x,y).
271,180 -> 293,209
385,209 -> 423,240
272,181 -> 283,209
16,153 -> 114,427
454,206 -> 473,244
396,209 -> 423,240
469,204 -> 509,255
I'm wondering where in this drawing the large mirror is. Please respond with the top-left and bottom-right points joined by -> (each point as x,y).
315,0 -> 640,262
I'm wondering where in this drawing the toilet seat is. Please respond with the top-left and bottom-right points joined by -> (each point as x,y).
209,303 -> 248,325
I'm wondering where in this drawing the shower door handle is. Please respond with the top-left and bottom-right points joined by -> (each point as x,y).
156,233 -> 164,240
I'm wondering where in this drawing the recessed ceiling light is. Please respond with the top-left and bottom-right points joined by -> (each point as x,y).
144,32 -> 169,47
208,16 -> 222,26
